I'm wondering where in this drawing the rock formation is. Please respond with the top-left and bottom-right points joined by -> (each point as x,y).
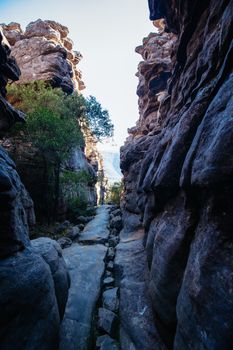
120,1 -> 233,349
1,19 -> 85,93
0,28 -> 69,349
1,19 -> 106,221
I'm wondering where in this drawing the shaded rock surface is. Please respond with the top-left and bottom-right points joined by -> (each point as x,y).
31,237 -> 70,319
115,229 -> 166,350
102,287 -> 119,313
0,29 -> 69,348
120,1 -> 233,349
96,335 -> 119,350
0,249 -> 60,350
59,206 -> 110,350
98,308 -> 118,338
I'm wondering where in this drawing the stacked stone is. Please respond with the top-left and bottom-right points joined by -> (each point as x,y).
95,206 -> 122,350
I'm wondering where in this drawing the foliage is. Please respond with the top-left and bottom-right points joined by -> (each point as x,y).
85,95 -> 114,140
24,107 -> 83,163
6,82 -> 114,221
8,81 -> 86,118
8,82 -> 114,141
106,181 -> 123,205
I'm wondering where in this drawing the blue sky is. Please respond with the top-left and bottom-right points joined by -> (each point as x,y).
0,0 -> 154,148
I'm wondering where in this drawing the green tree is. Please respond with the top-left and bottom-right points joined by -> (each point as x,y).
7,82 -> 84,220
85,95 -> 114,140
6,82 -> 115,220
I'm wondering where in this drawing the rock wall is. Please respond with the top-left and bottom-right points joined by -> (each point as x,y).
120,1 -> 233,349
0,28 -> 69,349
2,19 -> 85,93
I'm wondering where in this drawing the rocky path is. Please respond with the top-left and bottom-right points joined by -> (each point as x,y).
59,206 -> 121,350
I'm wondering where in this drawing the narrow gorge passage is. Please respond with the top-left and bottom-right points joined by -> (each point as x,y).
59,206 -> 121,350
0,1 -> 232,349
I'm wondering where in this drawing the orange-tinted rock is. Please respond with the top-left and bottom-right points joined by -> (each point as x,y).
2,19 -> 85,93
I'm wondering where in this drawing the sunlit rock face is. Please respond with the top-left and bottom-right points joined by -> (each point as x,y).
2,19 -> 85,93
120,0 -> 233,349
120,28 -> 176,216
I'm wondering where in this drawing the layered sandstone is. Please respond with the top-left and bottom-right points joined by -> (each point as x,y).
2,19 -> 85,93
120,1 -> 233,349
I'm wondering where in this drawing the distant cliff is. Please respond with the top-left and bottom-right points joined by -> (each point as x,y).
120,0 -> 233,349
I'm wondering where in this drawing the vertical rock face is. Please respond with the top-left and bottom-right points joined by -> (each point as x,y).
120,1 -> 233,349
0,27 -> 34,257
2,19 -> 85,93
121,28 -> 176,216
0,29 -> 69,349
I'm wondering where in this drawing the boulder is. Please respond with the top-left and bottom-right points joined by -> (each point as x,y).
120,0 -> 233,348
97,308 -> 118,338
102,288 -> 119,313
96,335 -> 119,350
0,249 -> 60,349
31,237 -> 70,319
103,277 -> 114,288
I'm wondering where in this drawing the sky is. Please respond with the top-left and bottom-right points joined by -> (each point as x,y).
0,0 -> 154,149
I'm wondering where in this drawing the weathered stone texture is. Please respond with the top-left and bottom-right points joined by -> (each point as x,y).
0,29 -> 69,349
120,0 -> 233,349
2,19 -> 85,93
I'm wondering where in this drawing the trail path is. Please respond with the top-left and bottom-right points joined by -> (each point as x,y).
59,206 -> 110,350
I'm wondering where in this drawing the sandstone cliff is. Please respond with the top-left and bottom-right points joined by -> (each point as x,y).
2,19 -> 85,93
120,1 -> 233,349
